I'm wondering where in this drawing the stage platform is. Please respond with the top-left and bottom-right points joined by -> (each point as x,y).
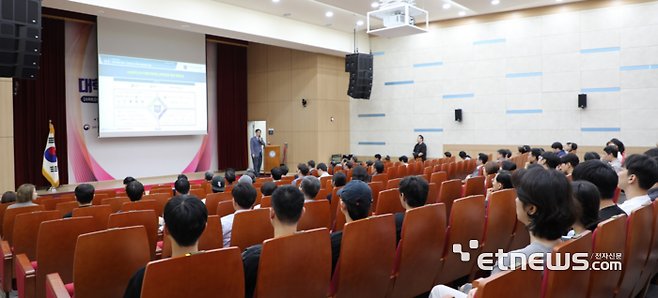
36,170 -> 246,197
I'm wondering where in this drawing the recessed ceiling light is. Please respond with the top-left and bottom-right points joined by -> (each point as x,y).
283,13 -> 292,17
181,25 -> 190,28
325,23 -> 332,27
356,20 -> 364,26
326,11 -> 333,17
443,3 -> 451,9
459,11 -> 465,16
371,2 -> 379,8
491,0 -> 500,4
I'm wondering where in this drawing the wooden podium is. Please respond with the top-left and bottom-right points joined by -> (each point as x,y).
263,145 -> 280,174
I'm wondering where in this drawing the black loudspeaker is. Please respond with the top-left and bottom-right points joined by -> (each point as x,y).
455,109 -> 462,122
345,53 -> 373,99
578,94 -> 587,109
0,0 -> 42,80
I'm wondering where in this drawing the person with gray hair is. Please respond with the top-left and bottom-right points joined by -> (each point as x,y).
204,171 -> 214,181
299,176 -> 321,202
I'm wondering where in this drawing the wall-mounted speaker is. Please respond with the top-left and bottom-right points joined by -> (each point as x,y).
345,53 -> 373,100
578,94 -> 587,109
455,109 -> 462,122
0,0 -> 42,80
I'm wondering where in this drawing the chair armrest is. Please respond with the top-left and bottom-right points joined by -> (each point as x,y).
1,240 -> 12,293
46,273 -> 71,298
16,253 -> 36,298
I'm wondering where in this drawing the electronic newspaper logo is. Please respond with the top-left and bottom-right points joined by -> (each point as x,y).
453,240 -> 622,271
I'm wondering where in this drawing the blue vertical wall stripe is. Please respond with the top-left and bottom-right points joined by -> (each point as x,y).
358,113 -> 386,117
506,110 -> 543,114
473,38 -> 506,45
580,47 -> 620,54
581,128 -> 621,132
581,87 -> 621,93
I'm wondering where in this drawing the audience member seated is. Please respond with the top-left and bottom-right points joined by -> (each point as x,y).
644,148 -> 658,201
261,181 -> 277,197
242,185 -> 305,298
468,153 -> 488,178
245,171 -> 257,184
572,160 -> 625,222
330,180 -> 373,274
496,149 -> 507,162
399,155 -> 409,166
375,154 -> 382,161
459,151 -> 471,161
174,178 -> 190,196
517,145 -> 530,156
500,160 -> 517,171
127,181 -> 144,202
373,161 -> 385,177
566,142 -> 578,154
293,164 -> 310,186
525,148 -> 544,168
344,161 -> 354,171
327,172 -> 347,203
350,156 -> 359,164
63,184 -> 94,218
444,152 -> 452,158
559,153 -> 580,175
123,176 -> 136,189
238,175 -> 253,184
603,145 -> 622,173
123,195 -> 207,298
608,138 -> 626,163
351,165 -> 369,183
211,175 -> 226,193
204,171 -> 214,182
8,184 -> 38,210
552,142 -> 566,157
271,167 -> 282,181
280,165 -> 290,176
563,181 -> 600,240
221,183 -> 258,248
1,191 -> 16,204
505,149 -> 513,159
385,155 -> 391,162
225,169 -> 236,186
485,170 -> 513,201
178,174 -> 188,180
316,163 -> 330,178
539,152 -> 560,170
483,161 -> 500,178
365,159 -> 374,169
429,167 -> 579,298
300,176 -> 321,202
617,154 -> 658,215
308,160 -> 316,175
395,176 -> 429,244
584,151 -> 601,161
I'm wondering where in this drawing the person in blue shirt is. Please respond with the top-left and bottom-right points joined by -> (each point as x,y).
551,142 -> 566,157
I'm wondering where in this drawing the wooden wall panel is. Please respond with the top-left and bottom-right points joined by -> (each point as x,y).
247,43 -> 268,74
267,46 -> 292,72
247,72 -> 268,103
267,101 -> 293,132
0,77 -> 14,191
292,50 -> 317,70
292,97 -> 318,132
267,70 -> 292,102
247,102 -> 268,121
292,68 -> 317,101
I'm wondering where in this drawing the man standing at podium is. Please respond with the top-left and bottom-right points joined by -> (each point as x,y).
250,129 -> 266,177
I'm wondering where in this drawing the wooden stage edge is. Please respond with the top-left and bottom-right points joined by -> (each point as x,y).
36,170 -> 248,197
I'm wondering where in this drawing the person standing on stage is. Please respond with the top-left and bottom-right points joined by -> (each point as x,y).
250,129 -> 266,177
413,135 -> 427,162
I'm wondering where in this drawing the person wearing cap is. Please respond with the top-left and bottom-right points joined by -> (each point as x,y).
211,175 -> 226,194
395,176 -> 429,244
221,183 -> 258,248
330,180 -> 373,275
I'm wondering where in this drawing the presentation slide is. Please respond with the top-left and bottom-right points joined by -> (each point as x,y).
98,54 -> 207,138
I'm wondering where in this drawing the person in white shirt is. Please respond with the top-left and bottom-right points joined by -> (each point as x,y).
617,154 -> 658,215
221,183 -> 258,247
603,145 -> 622,173
316,163 -> 330,178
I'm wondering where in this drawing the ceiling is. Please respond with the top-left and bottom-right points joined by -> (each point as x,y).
212,0 -> 585,33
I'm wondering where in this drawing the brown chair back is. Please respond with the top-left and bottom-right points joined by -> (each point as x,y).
90,193 -> 109,206
633,201 -> 658,297
320,175 -> 333,190
162,215 -> 223,258
72,205 -> 112,231
314,189 -> 329,201
375,188 -> 404,216
427,183 -> 439,205
121,200 -> 158,213
281,176 -> 294,183
260,196 -> 271,208
141,193 -> 170,217
72,226 -> 150,298
397,165 -> 407,178
507,219 -> 530,252
480,189 -> 517,256
329,187 -> 343,225
33,196 -> 53,205
438,179 -> 463,219
485,173 -> 495,189
463,176 -> 485,197
542,231 -> 592,298
12,211 -> 61,259
430,172 -> 447,192
388,204 -> 447,298
94,189 -> 116,199
100,197 -> 130,213
367,182 -> 385,213
33,217 -> 96,298
371,174 -> 388,189
0,203 -> 15,231
435,195 -> 485,285
386,178 -> 402,190
216,201 -> 234,218
330,215 -> 396,298
230,209 -> 274,252
298,200 -> 331,231
189,188 -> 207,200
256,228 -> 331,298
387,167 -> 398,181
141,247 -> 244,298
55,201 -> 79,217
614,204 -> 653,298
108,210 -> 159,260
586,214 -> 626,298
205,192 -> 233,215
3,205 -> 45,245
43,198 -> 74,211
473,265 -> 542,298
